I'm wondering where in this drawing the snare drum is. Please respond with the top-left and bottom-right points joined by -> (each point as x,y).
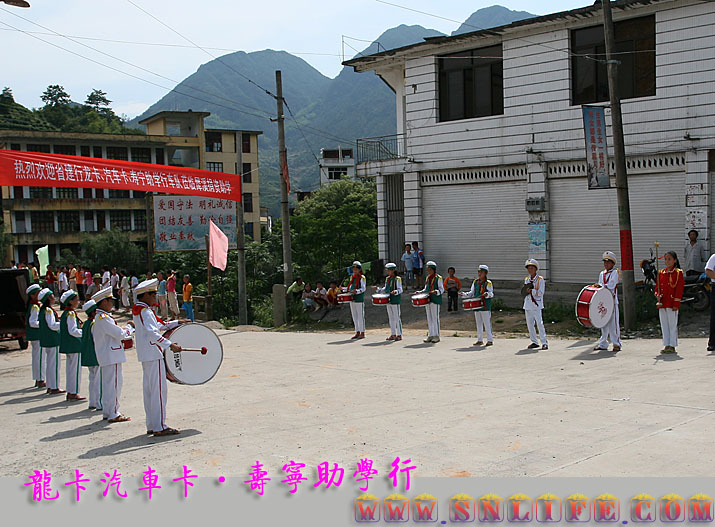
411,293 -> 430,307
462,297 -> 484,311
372,293 -> 390,305
162,323 -> 223,385
575,284 -> 615,328
337,292 -> 354,304
121,337 -> 134,350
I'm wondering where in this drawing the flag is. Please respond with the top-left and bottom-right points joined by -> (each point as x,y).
280,150 -> 290,194
35,245 -> 49,276
208,220 -> 229,271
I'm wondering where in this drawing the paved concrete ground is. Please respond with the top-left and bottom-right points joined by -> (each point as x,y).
1,328 -> 714,480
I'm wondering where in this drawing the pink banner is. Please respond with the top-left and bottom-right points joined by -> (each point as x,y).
0,149 -> 241,201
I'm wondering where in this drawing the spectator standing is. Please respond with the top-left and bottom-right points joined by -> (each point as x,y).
110,268 -> 120,309
45,266 -> 56,294
401,243 -> 414,289
101,266 -> 110,289
412,241 -> 425,289
156,271 -> 169,320
85,273 -> 101,299
58,267 -> 69,294
684,229 -> 708,277
68,264 -> 77,293
444,267 -> 462,313
120,270 -> 131,310
76,265 -> 85,301
182,274 -> 194,321
166,270 -> 180,319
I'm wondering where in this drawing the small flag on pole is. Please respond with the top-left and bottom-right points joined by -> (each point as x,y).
208,220 -> 229,271
35,245 -> 49,276
281,150 -> 290,194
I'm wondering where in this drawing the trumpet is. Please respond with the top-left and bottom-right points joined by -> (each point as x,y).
655,241 -> 663,307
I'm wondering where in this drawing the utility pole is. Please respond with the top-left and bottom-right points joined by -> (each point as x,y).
603,0 -> 636,329
276,70 -> 292,285
236,187 -> 248,325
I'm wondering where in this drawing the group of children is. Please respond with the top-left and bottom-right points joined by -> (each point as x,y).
26,279 -> 190,436
343,248 -> 686,354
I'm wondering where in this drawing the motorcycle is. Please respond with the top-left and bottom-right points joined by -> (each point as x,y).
640,249 -> 710,311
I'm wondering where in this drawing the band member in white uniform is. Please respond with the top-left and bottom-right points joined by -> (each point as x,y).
25,284 -> 45,388
133,279 -> 184,436
595,251 -> 622,352
461,264 -> 494,346
374,263 -> 403,341
38,288 -> 63,394
523,259 -> 548,350
347,261 -> 367,340
421,261 -> 445,343
92,286 -> 134,423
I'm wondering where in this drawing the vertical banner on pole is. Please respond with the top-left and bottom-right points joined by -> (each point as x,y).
582,106 -> 610,189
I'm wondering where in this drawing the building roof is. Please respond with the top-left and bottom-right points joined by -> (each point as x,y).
138,110 -> 211,125
0,129 -> 168,144
344,0 -> 666,68
205,128 -> 263,136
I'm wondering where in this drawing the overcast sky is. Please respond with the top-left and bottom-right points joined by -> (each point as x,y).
1,0 -> 587,118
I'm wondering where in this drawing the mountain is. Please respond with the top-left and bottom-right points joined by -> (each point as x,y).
452,5 -> 536,35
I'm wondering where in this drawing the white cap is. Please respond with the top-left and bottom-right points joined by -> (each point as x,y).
385,262 -> 397,270
426,260 -> 437,269
135,278 -> 159,296
479,264 -> 489,273
602,251 -> 617,263
91,286 -> 114,303
352,261 -> 362,268
83,299 -> 97,313
26,284 -> 41,296
38,287 -> 53,302
525,258 -> 540,270
60,290 -> 77,305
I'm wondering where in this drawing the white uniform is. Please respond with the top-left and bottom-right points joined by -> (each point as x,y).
348,275 -> 367,334
120,276 -> 131,308
28,303 -> 44,382
93,309 -> 133,420
133,302 -> 179,433
464,279 -> 494,343
43,307 -> 61,390
63,310 -> 83,394
522,274 -> 548,346
597,268 -> 621,348
422,274 -> 445,338
377,276 -> 403,337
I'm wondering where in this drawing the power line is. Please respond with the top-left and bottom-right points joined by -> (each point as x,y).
284,101 -> 321,165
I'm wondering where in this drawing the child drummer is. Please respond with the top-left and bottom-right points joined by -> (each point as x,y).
347,261 -> 367,340
657,251 -> 684,354
374,262 -> 403,341
523,259 -> 548,350
421,261 -> 444,343
461,264 -> 494,346
594,251 -> 622,352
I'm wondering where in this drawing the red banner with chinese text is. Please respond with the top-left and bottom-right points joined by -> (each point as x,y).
0,149 -> 241,201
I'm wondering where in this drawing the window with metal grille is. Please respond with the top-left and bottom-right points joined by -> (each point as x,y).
106,146 -> 128,161
242,162 -> 252,183
93,146 -> 103,158
58,211 -> 80,232
13,186 -> 24,199
10,143 -> 20,151
80,145 -> 90,157
110,211 -> 132,231
243,193 -> 253,213
26,144 -> 51,153
155,147 -> 165,165
29,187 -> 52,199
134,210 -> 147,231
438,44 -> 503,122
206,161 -> 223,172
571,15 -> 655,105
53,145 -> 76,156
242,134 -> 251,153
328,167 -> 348,180
131,147 -> 151,164
31,211 -> 54,232
205,132 -> 223,152
108,189 -> 130,198
84,211 -> 95,231
56,187 -> 79,199
14,211 -> 26,233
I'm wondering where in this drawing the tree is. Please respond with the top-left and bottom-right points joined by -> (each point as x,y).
40,84 -> 71,107
0,222 -> 13,267
85,89 -> 111,113
1,87 -> 13,101
291,178 -> 378,282
80,229 -> 146,274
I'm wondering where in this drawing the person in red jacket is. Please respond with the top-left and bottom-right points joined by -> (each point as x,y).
656,251 -> 685,354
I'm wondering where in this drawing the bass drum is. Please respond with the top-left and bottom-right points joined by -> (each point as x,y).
163,323 -> 223,385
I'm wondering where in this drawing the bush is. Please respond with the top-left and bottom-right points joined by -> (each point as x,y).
542,301 -> 574,324
252,296 -> 274,328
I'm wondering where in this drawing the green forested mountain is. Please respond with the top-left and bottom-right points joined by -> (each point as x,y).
452,5 -> 535,35
0,89 -> 56,131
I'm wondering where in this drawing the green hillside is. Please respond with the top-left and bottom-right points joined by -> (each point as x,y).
0,88 -> 57,131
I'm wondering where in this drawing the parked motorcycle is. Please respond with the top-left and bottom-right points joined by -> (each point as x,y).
639,250 -> 710,311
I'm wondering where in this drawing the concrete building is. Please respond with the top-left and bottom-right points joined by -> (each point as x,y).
1,110 -> 262,264
319,147 -> 356,186
346,0 -> 715,284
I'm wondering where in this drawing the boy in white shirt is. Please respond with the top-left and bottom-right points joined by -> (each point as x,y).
523,259 -> 548,350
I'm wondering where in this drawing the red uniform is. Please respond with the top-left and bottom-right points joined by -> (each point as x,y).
656,267 -> 684,309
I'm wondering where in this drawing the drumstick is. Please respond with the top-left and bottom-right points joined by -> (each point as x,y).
176,347 -> 208,355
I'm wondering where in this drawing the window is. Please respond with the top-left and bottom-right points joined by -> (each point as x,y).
80,145 -> 91,157
96,211 -> 106,231
134,191 -> 146,198
53,145 -> 76,156
13,186 -> 24,199
244,222 -> 254,239
242,162 -> 252,183
134,210 -> 147,231
205,132 -> 223,152
106,146 -> 128,161
242,134 -> 251,153
10,143 -> 20,151
31,212 -> 54,232
155,148 -> 165,165
26,144 -> 51,153
84,211 -> 95,231
109,189 -> 130,198
14,211 -> 26,233
93,146 -> 103,158
438,44 -> 503,122
29,187 -> 52,199
243,193 -> 253,213
327,167 -> 348,180
571,15 -> 655,105
131,147 -> 151,163
110,211 -> 132,231
58,211 -> 80,232
206,161 -> 224,172
56,187 -> 79,199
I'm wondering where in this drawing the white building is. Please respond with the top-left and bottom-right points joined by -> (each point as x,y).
346,0 -> 715,284
319,147 -> 356,186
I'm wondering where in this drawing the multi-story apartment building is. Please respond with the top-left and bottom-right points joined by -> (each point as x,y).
319,147 -> 356,186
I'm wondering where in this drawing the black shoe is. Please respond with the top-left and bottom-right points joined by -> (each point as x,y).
708,346 -> 715,352
527,343 -> 540,349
